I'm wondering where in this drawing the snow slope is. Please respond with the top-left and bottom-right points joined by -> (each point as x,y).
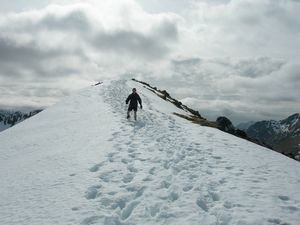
0,80 -> 300,225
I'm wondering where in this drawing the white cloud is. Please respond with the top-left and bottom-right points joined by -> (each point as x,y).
179,0 -> 300,58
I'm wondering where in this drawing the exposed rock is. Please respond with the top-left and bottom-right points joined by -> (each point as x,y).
216,117 -> 235,134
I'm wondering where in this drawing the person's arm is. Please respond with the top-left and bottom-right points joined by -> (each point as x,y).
138,94 -> 142,108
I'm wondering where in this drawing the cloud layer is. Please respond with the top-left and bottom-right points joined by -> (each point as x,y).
0,0 -> 299,123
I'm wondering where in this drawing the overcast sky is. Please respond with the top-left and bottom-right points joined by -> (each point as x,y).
0,0 -> 299,124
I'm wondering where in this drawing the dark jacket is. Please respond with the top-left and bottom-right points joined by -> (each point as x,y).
126,93 -> 142,110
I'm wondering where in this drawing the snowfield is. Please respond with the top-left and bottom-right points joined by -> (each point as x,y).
0,80 -> 300,225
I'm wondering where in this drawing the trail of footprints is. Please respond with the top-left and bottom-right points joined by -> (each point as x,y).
79,81 -> 226,224
78,81 -> 297,225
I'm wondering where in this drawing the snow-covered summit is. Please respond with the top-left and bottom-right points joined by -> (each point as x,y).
247,113 -> 300,157
1,80 -> 300,225
248,113 -> 300,137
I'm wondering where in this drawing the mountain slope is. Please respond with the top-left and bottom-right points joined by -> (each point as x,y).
0,80 -> 300,225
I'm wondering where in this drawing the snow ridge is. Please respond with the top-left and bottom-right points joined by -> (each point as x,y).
0,80 -> 300,225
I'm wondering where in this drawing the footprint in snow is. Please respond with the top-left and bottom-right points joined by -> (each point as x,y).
100,197 -> 115,208
267,218 -> 286,224
134,186 -> 146,198
209,191 -> 220,201
282,205 -> 298,211
89,162 -> 104,172
163,161 -> 171,169
127,165 -> 138,173
168,192 -> 179,202
121,201 -> 140,220
225,166 -> 234,170
196,198 -> 209,212
160,180 -> 171,189
212,155 -> 222,160
147,204 -> 161,217
112,131 -> 120,137
206,133 -> 214,138
122,173 -> 134,183
183,185 -> 193,192
148,167 -> 156,175
99,172 -> 112,182
107,152 -> 118,162
81,216 -> 102,225
85,185 -> 101,200
196,191 -> 220,212
111,196 -> 128,210
142,176 -> 153,182
128,153 -> 138,159
278,195 -> 290,201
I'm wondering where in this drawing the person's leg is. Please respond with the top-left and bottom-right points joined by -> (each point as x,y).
127,110 -> 130,119
134,111 -> 137,120
127,105 -> 133,119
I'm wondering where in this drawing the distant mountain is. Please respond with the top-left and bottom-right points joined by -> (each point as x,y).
236,121 -> 255,130
0,109 -> 43,132
246,113 -> 300,158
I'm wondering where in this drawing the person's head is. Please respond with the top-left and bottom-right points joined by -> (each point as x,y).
132,88 -> 136,93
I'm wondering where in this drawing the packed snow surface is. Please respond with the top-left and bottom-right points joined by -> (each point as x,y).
1,80 -> 300,225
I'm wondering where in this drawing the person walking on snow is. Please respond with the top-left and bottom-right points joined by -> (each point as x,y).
126,88 -> 142,120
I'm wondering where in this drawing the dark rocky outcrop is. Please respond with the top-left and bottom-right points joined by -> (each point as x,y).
93,82 -> 103,86
216,117 -> 235,134
235,129 -> 247,139
216,117 -> 248,138
132,78 -> 203,119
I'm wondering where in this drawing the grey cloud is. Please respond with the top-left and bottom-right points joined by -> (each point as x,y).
92,30 -> 171,59
0,38 -> 45,64
153,19 -> 178,41
0,2 -> 179,77
0,1 -> 180,109
280,62 -> 300,83
39,9 -> 91,32
90,16 -> 178,59
172,58 -> 202,67
29,87 -> 70,98
155,56 -> 300,123
0,37 -> 65,63
189,0 -> 300,58
3,6 -> 91,34
0,37 -> 86,78
231,0 -> 300,30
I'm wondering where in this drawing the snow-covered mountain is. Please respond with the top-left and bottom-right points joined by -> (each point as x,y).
1,80 -> 300,225
246,113 -> 300,157
0,109 -> 42,132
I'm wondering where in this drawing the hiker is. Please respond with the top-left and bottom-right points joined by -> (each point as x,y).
126,88 -> 142,120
